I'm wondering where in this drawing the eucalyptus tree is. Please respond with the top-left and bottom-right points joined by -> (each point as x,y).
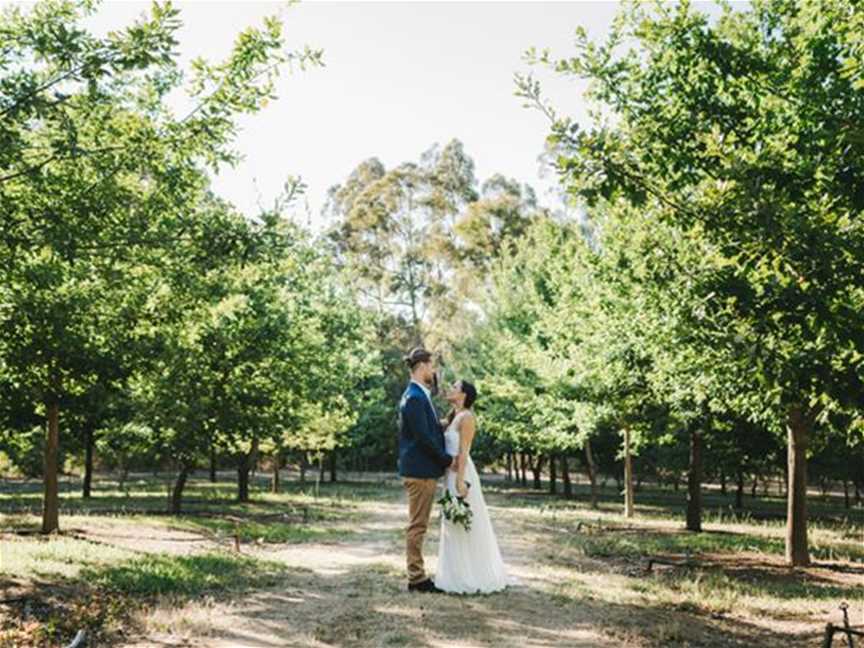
327,156 -> 443,337
325,140 -> 539,345
432,174 -> 549,356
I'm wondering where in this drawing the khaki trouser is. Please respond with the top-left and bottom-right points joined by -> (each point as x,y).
403,477 -> 438,584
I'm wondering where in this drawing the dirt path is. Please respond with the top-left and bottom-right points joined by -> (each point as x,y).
120,494 -> 618,648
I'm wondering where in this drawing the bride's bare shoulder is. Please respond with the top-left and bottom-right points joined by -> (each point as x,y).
458,410 -> 477,431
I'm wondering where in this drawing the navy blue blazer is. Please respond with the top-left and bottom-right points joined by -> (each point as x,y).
397,382 -> 453,479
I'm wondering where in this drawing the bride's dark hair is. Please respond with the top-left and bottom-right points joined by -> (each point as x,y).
445,380 -> 478,427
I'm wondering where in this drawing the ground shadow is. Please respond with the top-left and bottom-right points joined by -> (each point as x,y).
167,560 -> 819,648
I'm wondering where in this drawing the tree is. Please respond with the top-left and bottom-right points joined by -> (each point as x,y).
525,0 -> 864,565
326,142 -> 547,477
327,158 -> 436,337
327,139 -> 488,344
0,0 -> 317,531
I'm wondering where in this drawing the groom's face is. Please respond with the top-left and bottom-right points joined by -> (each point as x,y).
417,360 -> 435,386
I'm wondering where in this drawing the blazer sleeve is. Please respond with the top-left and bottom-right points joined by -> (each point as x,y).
404,396 -> 453,468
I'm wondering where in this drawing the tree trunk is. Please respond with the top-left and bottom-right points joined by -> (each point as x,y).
118,462 -> 128,492
299,454 -> 307,484
272,454 -> 281,494
42,401 -> 60,534
735,470 -> 745,509
623,428 -> 634,518
329,451 -> 337,483
719,470 -> 727,496
585,440 -> 598,509
686,426 -> 703,532
561,455 -> 572,499
843,479 -> 850,510
238,438 -> 259,503
237,460 -> 250,503
209,446 -> 217,483
315,454 -> 323,498
520,453 -> 528,487
170,464 -> 189,515
531,455 -> 545,490
548,455 -> 557,495
751,474 -> 759,498
786,407 -> 810,567
82,425 -> 94,499
506,452 -> 513,482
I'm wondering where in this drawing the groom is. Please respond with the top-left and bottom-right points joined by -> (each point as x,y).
398,346 -> 458,593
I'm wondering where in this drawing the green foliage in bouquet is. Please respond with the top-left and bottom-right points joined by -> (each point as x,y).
438,484 -> 472,532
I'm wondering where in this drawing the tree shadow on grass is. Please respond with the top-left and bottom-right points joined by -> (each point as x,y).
3,547 -> 830,648
1,549 -> 292,647
538,524 -> 864,604
485,480 -> 864,526
184,561 -> 819,648
508,500 -> 864,565
0,474 -> 383,530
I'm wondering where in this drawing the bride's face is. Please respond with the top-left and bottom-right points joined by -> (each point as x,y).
445,382 -> 466,407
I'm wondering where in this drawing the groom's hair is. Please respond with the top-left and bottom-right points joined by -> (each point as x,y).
404,347 -> 432,370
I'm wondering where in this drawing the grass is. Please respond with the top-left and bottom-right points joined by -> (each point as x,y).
551,520 -> 864,563
0,472 -> 383,646
0,471 -> 377,554
2,471 -> 864,647
82,552 -> 287,598
1,532 -> 136,580
487,486 -> 864,642
489,478 -> 864,566
0,540 -> 289,647
163,515 -> 355,544
0,471 -> 388,518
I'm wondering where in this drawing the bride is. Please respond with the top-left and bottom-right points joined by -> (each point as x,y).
434,380 -> 509,594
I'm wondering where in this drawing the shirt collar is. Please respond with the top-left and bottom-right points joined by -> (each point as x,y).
411,379 -> 432,401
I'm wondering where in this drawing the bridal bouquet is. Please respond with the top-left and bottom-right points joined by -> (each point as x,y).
438,483 -> 472,532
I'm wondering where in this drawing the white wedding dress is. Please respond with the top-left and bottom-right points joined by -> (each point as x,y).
435,412 -> 509,594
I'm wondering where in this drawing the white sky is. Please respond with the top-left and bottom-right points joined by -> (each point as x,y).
6,1 -> 726,225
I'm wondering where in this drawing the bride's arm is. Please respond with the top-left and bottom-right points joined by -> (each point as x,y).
456,415 -> 476,497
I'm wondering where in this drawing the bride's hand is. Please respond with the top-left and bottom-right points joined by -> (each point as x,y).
449,453 -> 460,472
457,480 -> 468,498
